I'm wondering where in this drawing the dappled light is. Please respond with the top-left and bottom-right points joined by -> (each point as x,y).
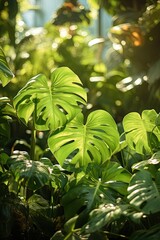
0,0 -> 160,239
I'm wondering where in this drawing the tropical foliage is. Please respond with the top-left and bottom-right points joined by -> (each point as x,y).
0,49 -> 160,239
0,0 -> 160,239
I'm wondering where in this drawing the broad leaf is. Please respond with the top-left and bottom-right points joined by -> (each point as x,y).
48,110 -> 119,168
123,109 -> 159,154
132,151 -> 160,177
13,67 -> 87,131
0,48 -> 14,86
127,170 -> 160,214
82,203 -> 124,234
0,97 -> 16,147
28,194 -> 55,237
10,157 -> 52,190
62,162 -> 130,219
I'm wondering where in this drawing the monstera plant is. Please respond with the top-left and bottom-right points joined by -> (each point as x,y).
1,50 -> 160,239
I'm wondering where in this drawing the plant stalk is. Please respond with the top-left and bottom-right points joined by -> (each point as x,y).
30,102 -> 37,160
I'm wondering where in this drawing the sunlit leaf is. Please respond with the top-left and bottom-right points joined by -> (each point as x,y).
48,110 -> 119,168
123,109 -> 159,154
0,48 -> 14,86
13,67 -> 87,131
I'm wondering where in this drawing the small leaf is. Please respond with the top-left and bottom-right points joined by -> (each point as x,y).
0,48 -> 14,86
123,110 -> 159,154
132,151 -> 160,174
64,216 -> 78,233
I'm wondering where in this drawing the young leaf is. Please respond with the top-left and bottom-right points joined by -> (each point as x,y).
123,109 -> 159,154
0,48 -> 14,86
48,110 -> 119,168
13,67 -> 87,130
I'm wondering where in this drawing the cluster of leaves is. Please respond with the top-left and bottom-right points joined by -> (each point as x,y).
0,0 -> 160,125
1,50 -> 160,239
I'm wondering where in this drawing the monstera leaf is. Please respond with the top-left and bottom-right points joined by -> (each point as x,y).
82,203 -> 124,234
0,97 -> 16,147
127,170 -> 160,214
10,157 -> 52,190
13,67 -> 87,131
62,161 -> 130,220
0,48 -> 14,87
48,110 -> 119,168
123,109 -> 160,154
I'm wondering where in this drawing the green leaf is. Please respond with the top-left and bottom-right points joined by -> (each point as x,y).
48,110 -> 119,168
0,48 -> 14,87
130,224 -> 160,240
13,67 -> 87,130
127,170 -> 160,214
62,162 -> 130,220
0,97 -> 16,147
28,194 -> 55,237
51,231 -> 65,240
0,118 -> 10,147
132,151 -> 160,176
10,157 -> 52,190
0,97 -> 16,117
64,215 -> 79,233
82,203 -> 123,234
123,109 -> 159,154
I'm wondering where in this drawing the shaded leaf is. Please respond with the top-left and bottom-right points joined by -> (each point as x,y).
0,48 -> 14,86
130,224 -> 160,240
127,170 -> 160,214
10,157 -> 52,190
132,151 -> 160,175
62,162 -> 130,220
82,203 -> 122,233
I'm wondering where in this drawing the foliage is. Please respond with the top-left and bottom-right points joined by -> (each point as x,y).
0,0 -> 160,239
0,49 -> 160,239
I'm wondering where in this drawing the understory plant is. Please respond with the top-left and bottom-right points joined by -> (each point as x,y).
0,49 -> 160,239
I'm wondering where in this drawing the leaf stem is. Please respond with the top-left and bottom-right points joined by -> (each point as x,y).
30,100 -> 37,160
30,126 -> 36,160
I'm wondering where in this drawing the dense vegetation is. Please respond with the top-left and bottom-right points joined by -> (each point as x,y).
0,0 -> 160,239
